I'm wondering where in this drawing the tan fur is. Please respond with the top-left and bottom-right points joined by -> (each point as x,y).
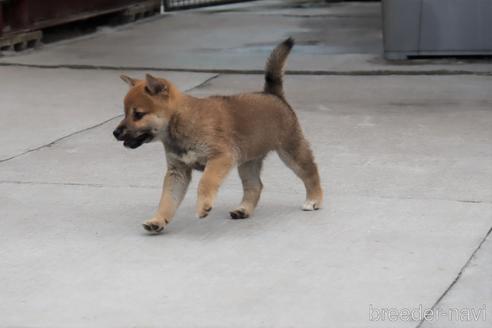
114,38 -> 323,233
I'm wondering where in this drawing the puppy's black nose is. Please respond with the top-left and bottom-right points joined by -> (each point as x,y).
113,127 -> 124,140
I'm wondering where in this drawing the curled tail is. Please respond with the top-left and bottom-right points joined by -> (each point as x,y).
264,37 -> 294,99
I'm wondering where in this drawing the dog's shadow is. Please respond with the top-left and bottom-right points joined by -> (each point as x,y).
139,197 -> 314,239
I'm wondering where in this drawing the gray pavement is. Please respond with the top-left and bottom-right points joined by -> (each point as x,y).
421,232 -> 492,328
0,67 -> 215,161
0,1 -> 491,327
1,0 -> 491,74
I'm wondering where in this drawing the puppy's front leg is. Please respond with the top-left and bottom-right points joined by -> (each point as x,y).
196,153 -> 235,218
143,161 -> 192,233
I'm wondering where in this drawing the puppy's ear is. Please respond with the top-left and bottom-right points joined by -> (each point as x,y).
120,75 -> 137,87
145,74 -> 168,96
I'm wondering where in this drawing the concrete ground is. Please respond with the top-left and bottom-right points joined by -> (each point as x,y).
0,1 -> 491,327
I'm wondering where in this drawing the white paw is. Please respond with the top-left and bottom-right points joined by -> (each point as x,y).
142,217 -> 167,233
196,206 -> 212,219
302,200 -> 320,211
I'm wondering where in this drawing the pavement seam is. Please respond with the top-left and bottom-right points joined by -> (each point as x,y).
268,14 -> 384,18
1,63 -> 491,76
188,73 -> 219,89
415,225 -> 492,328
0,75 -> 219,164
1,180 -> 491,205
0,115 -> 122,164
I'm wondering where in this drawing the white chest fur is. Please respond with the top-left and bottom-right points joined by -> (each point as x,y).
168,150 -> 201,166
179,151 -> 200,165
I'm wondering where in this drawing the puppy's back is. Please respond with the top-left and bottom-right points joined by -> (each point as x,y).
217,93 -> 298,160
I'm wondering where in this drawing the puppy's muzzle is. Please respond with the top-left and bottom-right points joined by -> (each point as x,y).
113,127 -> 126,141
113,126 -> 153,149
123,132 -> 153,149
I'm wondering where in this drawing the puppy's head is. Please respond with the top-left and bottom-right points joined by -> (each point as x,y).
113,74 -> 178,149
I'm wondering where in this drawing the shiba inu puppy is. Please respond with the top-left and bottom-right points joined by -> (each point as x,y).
113,37 -> 323,233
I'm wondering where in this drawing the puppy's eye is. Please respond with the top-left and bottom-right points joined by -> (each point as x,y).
133,110 -> 146,121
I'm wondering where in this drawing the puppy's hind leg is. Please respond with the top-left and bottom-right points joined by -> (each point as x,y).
278,133 -> 323,211
230,158 -> 264,219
